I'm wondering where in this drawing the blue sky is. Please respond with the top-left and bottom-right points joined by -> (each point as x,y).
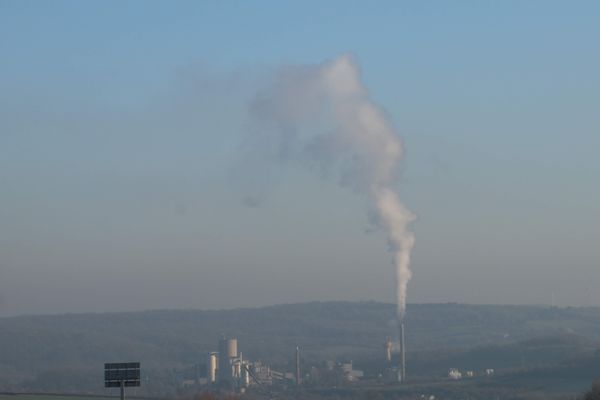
1,1 -> 599,315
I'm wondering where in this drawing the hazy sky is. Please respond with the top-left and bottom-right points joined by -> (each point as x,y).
1,1 -> 599,316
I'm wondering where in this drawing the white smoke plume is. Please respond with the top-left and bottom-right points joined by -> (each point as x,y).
248,54 -> 415,320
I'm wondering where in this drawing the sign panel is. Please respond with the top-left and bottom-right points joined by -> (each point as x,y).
104,362 -> 141,388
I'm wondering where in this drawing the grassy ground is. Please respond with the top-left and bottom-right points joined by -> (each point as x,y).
0,394 -> 154,400
0,395 -> 116,400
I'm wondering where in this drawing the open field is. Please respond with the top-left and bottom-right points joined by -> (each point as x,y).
2,302 -> 600,398
0,395 -> 116,400
0,394 -> 156,400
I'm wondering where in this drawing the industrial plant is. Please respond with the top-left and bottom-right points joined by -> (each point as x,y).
193,333 -> 427,395
206,337 -> 251,389
203,337 -> 304,391
178,333 -> 499,398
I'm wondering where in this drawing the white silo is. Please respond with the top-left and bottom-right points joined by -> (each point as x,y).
207,352 -> 218,384
227,338 -> 238,358
241,361 -> 250,387
217,337 -> 238,384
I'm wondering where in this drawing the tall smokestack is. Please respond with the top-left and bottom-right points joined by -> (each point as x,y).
246,54 -> 416,323
295,346 -> 301,386
399,322 -> 406,382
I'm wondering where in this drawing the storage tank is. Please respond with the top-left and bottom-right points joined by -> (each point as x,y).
384,337 -> 392,364
217,337 -> 237,384
233,360 -> 241,378
241,361 -> 250,387
227,338 -> 238,358
207,352 -> 218,384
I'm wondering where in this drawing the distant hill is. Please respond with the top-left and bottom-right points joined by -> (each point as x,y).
2,302 -> 600,396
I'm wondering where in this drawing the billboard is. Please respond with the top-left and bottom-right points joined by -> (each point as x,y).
104,362 -> 141,388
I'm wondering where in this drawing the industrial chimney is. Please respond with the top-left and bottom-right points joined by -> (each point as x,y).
399,322 -> 406,382
295,346 -> 301,385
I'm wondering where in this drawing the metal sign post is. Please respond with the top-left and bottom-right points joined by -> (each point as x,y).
105,362 -> 141,400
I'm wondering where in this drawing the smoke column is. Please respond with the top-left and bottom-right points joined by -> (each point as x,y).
249,54 -> 415,320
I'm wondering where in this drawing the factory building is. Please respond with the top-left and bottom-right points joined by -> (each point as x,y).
207,336 -> 276,390
204,336 -> 308,392
448,368 -> 462,380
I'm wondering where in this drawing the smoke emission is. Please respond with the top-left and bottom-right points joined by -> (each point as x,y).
247,55 -> 415,320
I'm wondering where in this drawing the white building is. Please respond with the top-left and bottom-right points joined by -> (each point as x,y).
448,368 -> 462,380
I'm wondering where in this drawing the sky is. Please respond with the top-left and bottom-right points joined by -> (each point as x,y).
1,1 -> 599,316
